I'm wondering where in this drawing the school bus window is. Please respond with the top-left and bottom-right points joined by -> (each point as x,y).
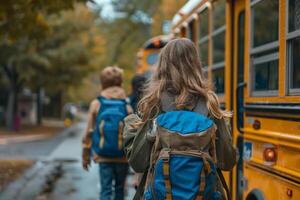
200,41 -> 209,66
199,9 -> 209,67
212,68 -> 225,94
287,0 -> 300,92
188,20 -> 195,42
211,0 -> 226,95
250,0 -> 279,95
253,53 -> 279,91
212,0 -> 225,30
288,37 -> 300,90
212,31 -> 225,64
288,0 -> 300,33
238,12 -> 245,84
212,0 -> 226,65
251,0 -> 279,48
199,9 -> 208,38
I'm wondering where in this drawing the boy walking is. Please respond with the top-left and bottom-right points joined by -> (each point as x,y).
82,66 -> 132,200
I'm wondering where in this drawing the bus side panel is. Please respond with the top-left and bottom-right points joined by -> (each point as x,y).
244,163 -> 300,200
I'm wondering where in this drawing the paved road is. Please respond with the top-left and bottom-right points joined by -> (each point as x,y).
0,125 -> 79,160
0,121 -> 135,200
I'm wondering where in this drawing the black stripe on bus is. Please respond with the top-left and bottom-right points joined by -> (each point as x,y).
245,103 -> 300,112
244,103 -> 300,121
245,112 -> 300,122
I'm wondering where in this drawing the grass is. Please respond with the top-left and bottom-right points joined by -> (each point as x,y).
0,160 -> 33,192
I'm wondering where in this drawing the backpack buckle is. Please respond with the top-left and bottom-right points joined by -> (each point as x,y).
161,148 -> 171,162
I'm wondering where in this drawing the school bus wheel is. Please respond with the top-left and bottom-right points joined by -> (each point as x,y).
246,189 -> 265,200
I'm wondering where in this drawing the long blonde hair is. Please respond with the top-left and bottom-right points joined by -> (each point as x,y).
138,38 -> 231,123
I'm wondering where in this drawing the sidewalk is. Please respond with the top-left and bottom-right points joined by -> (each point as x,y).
0,161 -> 135,200
0,121 -> 135,200
0,120 -> 65,145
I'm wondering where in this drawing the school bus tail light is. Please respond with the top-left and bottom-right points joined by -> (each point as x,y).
263,145 -> 277,165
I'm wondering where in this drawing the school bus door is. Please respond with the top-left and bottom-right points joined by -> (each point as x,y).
232,0 -> 246,199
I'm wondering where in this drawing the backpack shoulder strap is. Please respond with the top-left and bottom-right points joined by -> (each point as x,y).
97,96 -> 130,115
97,96 -> 108,105
98,96 -> 127,106
133,172 -> 148,200
96,96 -> 106,114
217,168 -> 231,200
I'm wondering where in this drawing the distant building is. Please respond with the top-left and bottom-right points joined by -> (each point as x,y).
18,89 -> 38,125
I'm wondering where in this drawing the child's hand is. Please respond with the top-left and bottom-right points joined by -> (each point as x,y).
82,158 -> 91,171
82,148 -> 91,171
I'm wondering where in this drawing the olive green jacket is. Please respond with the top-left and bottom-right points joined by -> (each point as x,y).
123,93 -> 237,199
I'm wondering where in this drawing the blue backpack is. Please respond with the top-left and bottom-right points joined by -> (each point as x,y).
92,96 -> 128,158
144,110 -> 221,200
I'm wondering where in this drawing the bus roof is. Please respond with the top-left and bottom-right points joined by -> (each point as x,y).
172,0 -> 203,29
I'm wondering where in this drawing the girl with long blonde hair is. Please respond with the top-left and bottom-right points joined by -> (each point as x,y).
123,38 -> 236,200
138,38 -> 231,123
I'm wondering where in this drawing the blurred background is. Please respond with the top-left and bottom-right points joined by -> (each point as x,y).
0,0 -> 187,131
0,1 -> 187,199
2,1 -> 299,200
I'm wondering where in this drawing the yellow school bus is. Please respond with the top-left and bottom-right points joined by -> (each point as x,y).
136,35 -> 171,76
171,0 -> 300,199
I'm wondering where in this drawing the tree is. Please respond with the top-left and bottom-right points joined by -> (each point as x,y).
0,1 -> 101,129
151,0 -> 187,35
88,0 -> 161,90
27,4 -> 103,92
0,0 -> 188,129
87,0 -> 187,91
0,0 -> 86,40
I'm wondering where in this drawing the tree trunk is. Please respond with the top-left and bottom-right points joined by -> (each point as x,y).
36,88 -> 43,125
60,90 -> 64,119
5,91 -> 14,130
5,84 -> 19,130
3,65 -> 20,131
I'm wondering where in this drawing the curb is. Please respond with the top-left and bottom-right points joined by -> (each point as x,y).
0,134 -> 53,145
0,123 -> 81,145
